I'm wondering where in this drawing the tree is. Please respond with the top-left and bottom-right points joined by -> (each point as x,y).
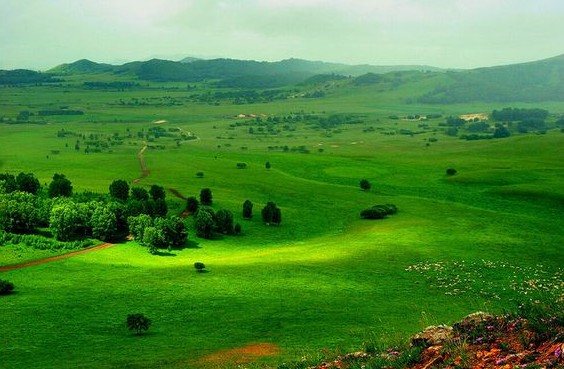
360,208 -> 387,219
215,209 -> 234,234
90,204 -> 117,241
109,179 -> 129,201
261,202 -> 281,225
48,173 -> 72,198
0,173 -> 17,193
149,184 -> 166,201
126,313 -> 151,335
143,226 -> 164,254
233,223 -> 241,235
0,279 -> 15,295
130,187 -> 149,201
0,191 -> 39,233
154,216 -> 187,249
16,172 -> 40,194
200,188 -> 212,206
446,168 -> 457,176
150,198 -> 168,218
50,202 -> 80,241
194,262 -> 206,273
127,214 -> 153,241
194,208 -> 215,239
265,161 -> 271,170
242,199 -> 253,219
360,179 -> 371,191
186,196 -> 199,214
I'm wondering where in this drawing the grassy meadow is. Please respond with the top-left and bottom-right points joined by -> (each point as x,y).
1,78 -> 563,368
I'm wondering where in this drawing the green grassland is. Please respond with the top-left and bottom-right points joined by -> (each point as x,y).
1,76 -> 563,368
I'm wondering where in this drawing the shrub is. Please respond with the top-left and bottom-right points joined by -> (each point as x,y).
446,168 -> 457,176
196,171 -> 204,178
0,279 -> 15,295
215,209 -> 234,234
360,208 -> 387,219
126,313 -> 151,335
236,162 -> 247,169
194,262 -> 206,273
360,179 -> 371,191
194,207 -> 215,239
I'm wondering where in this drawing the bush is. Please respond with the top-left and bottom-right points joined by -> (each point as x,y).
0,279 -> 15,295
126,313 -> 151,335
361,204 -> 398,219
360,179 -> 371,191
215,209 -> 234,234
360,208 -> 387,219
196,171 -> 204,178
194,262 -> 206,273
236,162 -> 247,169
446,168 -> 457,176
242,199 -> 253,219
186,196 -> 199,214
261,202 -> 281,225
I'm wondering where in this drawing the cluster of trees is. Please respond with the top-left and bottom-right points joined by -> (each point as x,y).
491,107 -> 549,122
0,172 -> 183,251
360,204 -> 398,220
128,215 -> 186,254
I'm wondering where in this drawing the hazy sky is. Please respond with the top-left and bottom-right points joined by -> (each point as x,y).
1,0 -> 563,70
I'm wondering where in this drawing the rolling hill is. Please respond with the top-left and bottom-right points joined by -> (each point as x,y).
4,53 -> 563,102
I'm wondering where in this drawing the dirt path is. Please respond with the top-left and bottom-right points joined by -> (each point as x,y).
133,144 -> 149,184
197,343 -> 280,366
0,243 -> 115,272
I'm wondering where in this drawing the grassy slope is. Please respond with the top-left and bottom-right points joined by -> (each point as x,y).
1,79 -> 563,368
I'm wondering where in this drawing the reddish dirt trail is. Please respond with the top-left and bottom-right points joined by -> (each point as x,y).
0,243 -> 115,272
197,343 -> 280,366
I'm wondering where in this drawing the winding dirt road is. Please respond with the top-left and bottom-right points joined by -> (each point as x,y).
0,242 -> 115,272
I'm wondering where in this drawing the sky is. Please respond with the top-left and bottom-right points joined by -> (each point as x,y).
1,0 -> 563,70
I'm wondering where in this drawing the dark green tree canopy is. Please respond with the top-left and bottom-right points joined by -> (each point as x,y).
126,313 -> 151,335
242,199 -> 253,219
186,196 -> 199,214
48,173 -> 73,198
215,209 -> 234,234
194,207 -> 215,239
130,187 -> 149,201
261,202 -> 281,225
360,179 -> 371,191
200,188 -> 213,206
149,184 -> 166,201
109,180 -> 130,201
16,172 -> 40,195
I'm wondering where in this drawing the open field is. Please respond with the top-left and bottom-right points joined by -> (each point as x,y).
1,78 -> 563,368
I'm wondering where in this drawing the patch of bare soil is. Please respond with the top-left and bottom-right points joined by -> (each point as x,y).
0,243 -> 115,272
197,342 -> 281,366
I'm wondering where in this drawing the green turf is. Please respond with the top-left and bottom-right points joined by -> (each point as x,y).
1,79 -> 563,368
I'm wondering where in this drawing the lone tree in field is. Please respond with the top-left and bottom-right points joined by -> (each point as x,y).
109,179 -> 130,201
360,179 -> 371,191
446,168 -> 457,176
265,161 -> 271,170
242,199 -> 253,219
200,188 -> 213,206
194,262 -> 206,273
0,279 -> 15,295
126,313 -> 151,335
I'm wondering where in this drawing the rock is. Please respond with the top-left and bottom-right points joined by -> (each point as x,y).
453,311 -> 494,332
411,325 -> 454,347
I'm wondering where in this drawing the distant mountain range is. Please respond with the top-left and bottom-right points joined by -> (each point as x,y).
1,54 -> 563,103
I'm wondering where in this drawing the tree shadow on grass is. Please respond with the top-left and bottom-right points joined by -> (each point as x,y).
153,251 -> 176,257
183,240 -> 201,249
